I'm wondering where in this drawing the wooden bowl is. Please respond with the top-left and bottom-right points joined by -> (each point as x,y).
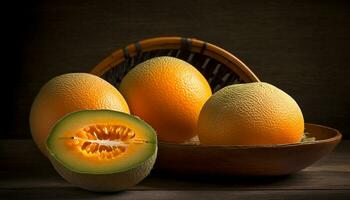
156,123 -> 342,176
91,36 -> 342,176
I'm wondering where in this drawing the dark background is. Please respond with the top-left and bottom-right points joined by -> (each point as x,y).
4,0 -> 350,139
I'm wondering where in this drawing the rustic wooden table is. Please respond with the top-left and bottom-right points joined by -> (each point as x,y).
1,140 -> 349,199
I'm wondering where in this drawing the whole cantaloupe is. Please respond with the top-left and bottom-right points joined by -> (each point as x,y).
119,56 -> 212,143
30,73 -> 129,156
197,82 -> 304,145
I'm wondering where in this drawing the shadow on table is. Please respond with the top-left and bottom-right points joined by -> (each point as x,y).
3,173 -> 296,199
3,188 -> 132,199
139,170 -> 295,190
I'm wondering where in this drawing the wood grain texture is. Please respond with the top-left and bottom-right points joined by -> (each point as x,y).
4,0 -> 350,139
2,190 -> 350,200
0,139 -> 350,199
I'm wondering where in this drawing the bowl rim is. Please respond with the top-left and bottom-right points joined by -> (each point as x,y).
159,123 -> 342,149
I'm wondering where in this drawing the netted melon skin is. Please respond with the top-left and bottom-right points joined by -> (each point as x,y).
48,148 -> 157,192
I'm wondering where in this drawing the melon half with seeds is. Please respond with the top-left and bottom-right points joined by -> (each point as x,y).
46,110 -> 157,192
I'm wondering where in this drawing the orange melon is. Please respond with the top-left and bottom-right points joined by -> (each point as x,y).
30,73 -> 129,156
197,82 -> 304,145
119,57 -> 212,143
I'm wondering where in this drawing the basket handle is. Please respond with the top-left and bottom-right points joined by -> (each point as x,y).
181,37 -> 208,54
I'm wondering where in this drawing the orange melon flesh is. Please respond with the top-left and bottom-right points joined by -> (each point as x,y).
46,110 -> 157,174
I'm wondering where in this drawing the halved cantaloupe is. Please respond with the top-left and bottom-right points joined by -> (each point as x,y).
46,110 -> 157,192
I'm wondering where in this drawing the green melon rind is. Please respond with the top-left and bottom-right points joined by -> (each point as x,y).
46,109 -> 157,174
45,109 -> 158,192
48,147 -> 157,192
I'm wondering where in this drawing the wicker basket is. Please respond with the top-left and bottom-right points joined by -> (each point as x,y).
90,36 -> 260,92
90,37 -> 341,176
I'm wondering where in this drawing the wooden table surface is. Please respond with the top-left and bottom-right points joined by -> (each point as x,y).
1,139 -> 349,199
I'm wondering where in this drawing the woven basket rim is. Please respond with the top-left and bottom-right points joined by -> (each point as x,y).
90,36 -> 260,82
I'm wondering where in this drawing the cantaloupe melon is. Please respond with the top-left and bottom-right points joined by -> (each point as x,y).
46,110 -> 157,192
119,56 -> 212,143
30,73 -> 130,156
197,82 -> 304,145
